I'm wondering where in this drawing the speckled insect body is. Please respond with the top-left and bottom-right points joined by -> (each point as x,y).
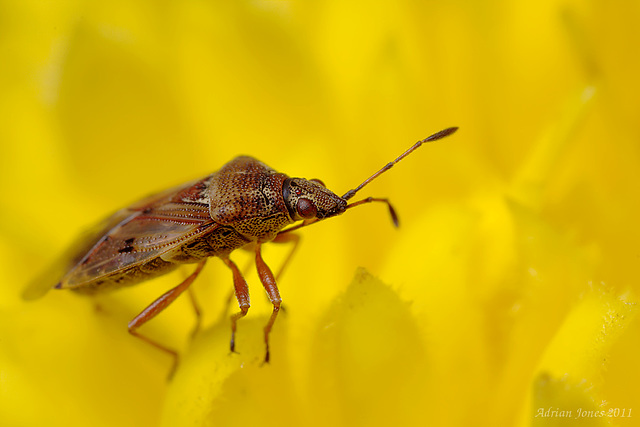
26,127 -> 457,373
58,157 -> 342,292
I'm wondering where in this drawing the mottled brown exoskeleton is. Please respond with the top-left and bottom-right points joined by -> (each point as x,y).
25,127 -> 457,374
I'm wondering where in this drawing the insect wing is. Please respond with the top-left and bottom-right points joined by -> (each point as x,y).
24,179 -> 216,298
22,207 -> 137,300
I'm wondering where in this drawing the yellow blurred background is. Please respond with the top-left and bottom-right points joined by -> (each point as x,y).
1,1 -> 639,426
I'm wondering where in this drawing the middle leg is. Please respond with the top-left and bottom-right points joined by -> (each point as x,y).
222,257 -> 250,353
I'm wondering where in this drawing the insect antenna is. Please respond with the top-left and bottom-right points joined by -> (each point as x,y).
277,127 -> 458,235
341,126 -> 458,201
345,197 -> 399,227
340,127 -> 458,227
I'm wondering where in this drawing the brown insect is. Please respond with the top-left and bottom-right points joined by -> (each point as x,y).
25,127 -> 457,373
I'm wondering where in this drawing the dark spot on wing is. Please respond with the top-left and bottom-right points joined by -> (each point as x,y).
124,237 -> 135,245
118,246 -> 134,254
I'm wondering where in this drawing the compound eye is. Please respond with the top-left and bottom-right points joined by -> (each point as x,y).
296,198 -> 317,219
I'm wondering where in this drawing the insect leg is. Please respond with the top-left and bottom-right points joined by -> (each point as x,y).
187,286 -> 202,340
222,257 -> 250,353
128,260 -> 207,376
270,231 -> 300,281
255,243 -> 282,363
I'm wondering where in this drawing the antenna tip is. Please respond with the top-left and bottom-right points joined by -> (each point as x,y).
426,126 -> 459,142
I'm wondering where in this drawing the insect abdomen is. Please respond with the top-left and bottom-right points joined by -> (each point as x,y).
71,257 -> 179,294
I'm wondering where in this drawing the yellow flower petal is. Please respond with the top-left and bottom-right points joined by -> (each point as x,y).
2,1 -> 639,426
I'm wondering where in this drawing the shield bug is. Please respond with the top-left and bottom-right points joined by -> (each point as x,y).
25,127 -> 458,373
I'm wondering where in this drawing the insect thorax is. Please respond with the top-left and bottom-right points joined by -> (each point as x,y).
207,158 -> 294,242
164,225 -> 252,262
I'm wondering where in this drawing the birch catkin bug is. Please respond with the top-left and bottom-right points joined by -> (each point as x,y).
25,127 -> 457,372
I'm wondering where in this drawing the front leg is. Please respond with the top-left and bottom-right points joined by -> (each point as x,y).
255,243 -> 282,363
270,231 -> 300,281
